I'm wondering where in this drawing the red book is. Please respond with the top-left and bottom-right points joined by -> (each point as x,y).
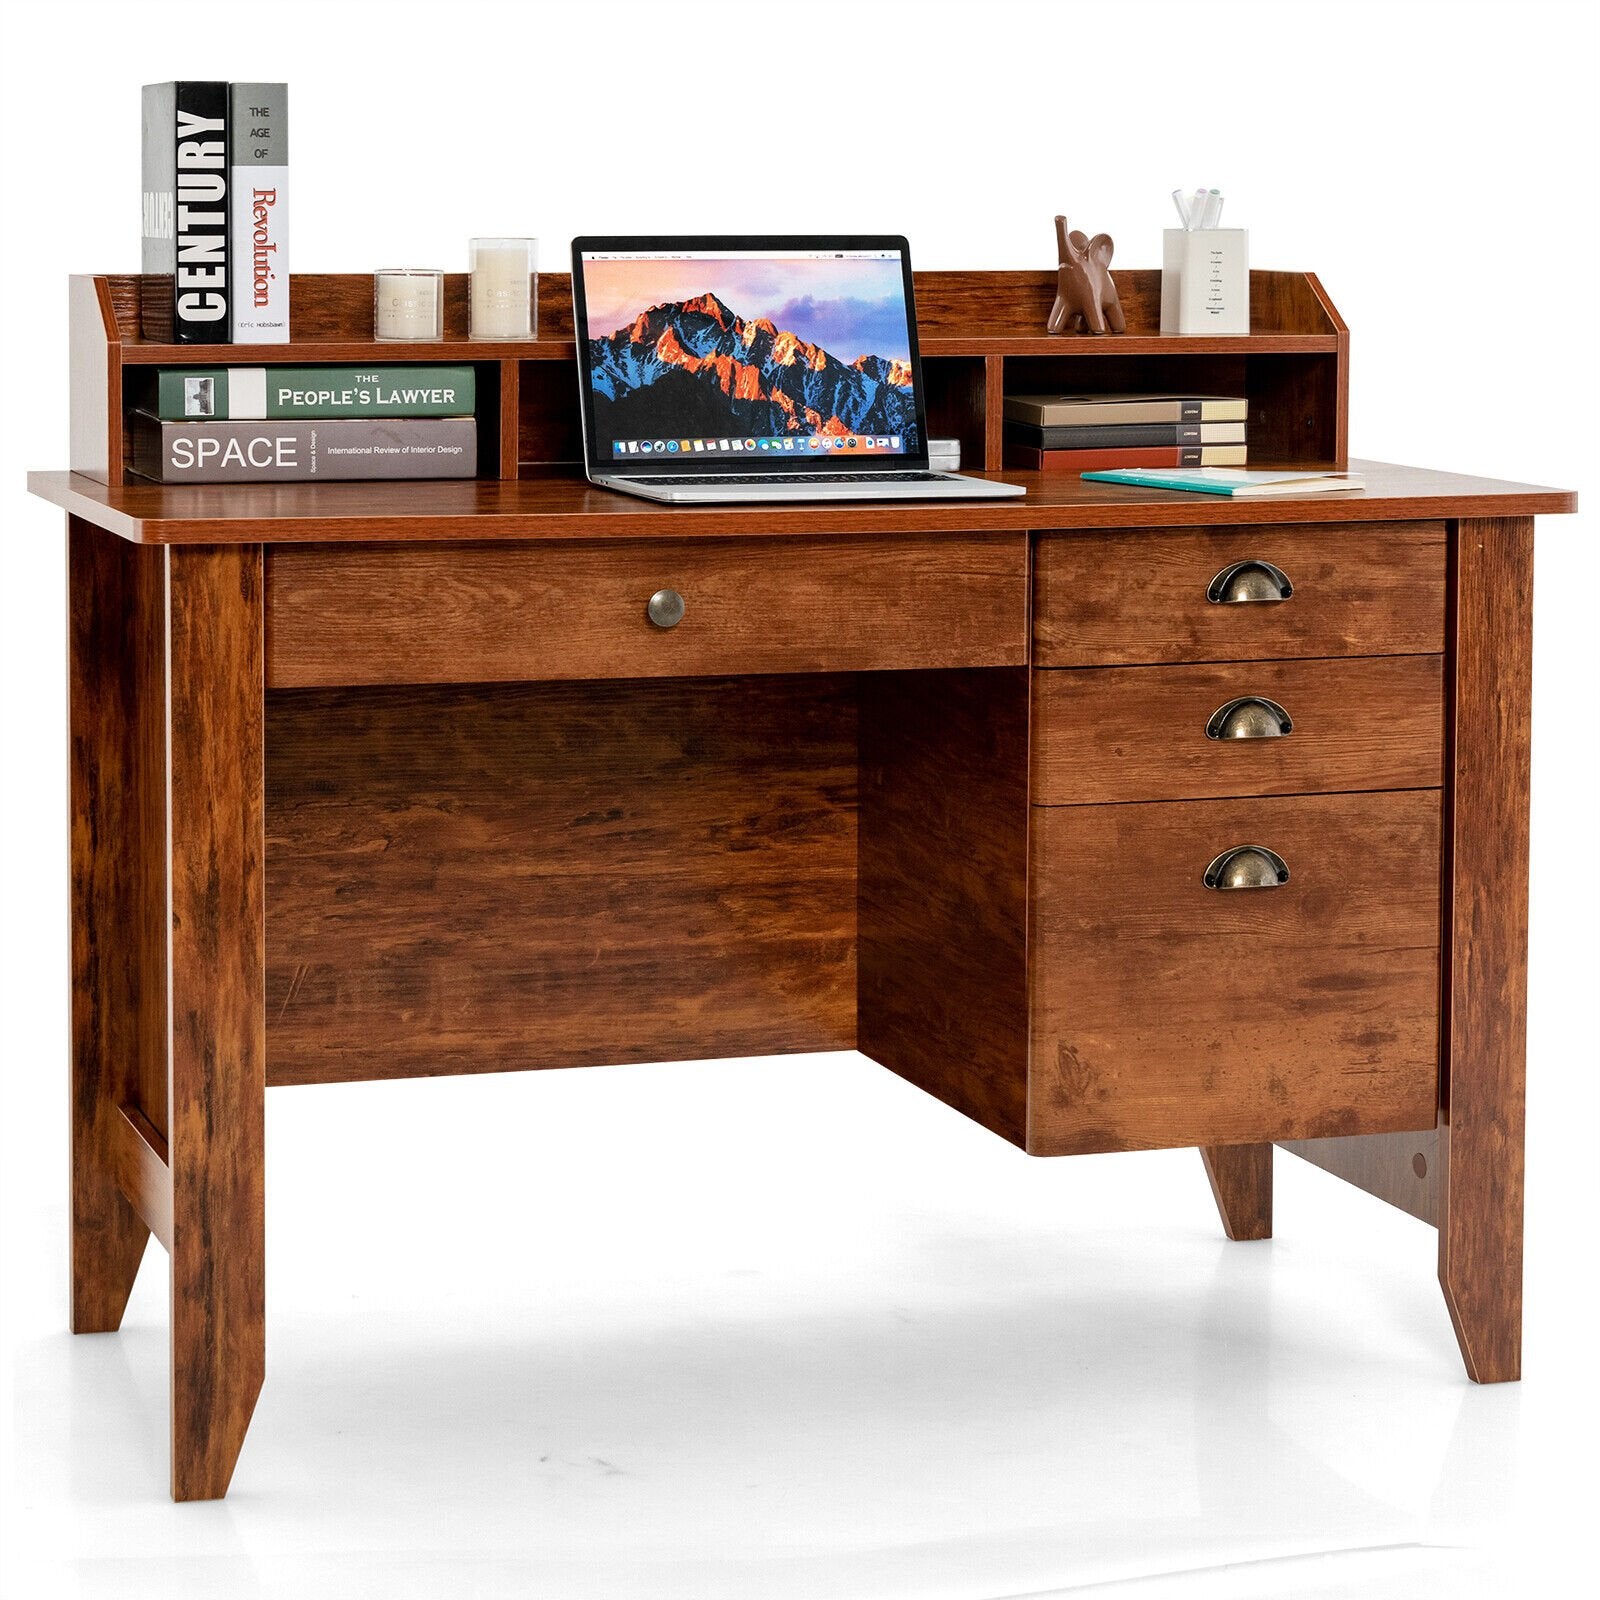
1004,443 -> 1247,472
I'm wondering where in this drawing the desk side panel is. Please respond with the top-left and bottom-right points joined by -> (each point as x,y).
263,676 -> 857,1083
858,668 -> 1032,1147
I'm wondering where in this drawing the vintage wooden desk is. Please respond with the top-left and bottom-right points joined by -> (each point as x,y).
28,270 -> 1574,1499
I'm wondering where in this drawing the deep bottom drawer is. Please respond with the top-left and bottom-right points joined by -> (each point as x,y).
1029,789 -> 1441,1154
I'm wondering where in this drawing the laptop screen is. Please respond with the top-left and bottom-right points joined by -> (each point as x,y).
571,237 -> 928,473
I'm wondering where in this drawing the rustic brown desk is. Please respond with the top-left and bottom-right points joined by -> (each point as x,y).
28,270 -> 1575,1499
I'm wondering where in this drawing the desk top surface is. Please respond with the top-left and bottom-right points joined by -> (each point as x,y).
29,460 -> 1576,546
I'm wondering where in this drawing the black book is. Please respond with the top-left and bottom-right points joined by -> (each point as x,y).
1004,419 -> 1247,450
142,82 -> 231,342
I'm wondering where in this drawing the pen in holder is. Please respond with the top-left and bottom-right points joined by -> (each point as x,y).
1161,228 -> 1249,336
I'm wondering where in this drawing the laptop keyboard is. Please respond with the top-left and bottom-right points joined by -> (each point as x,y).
615,471 -> 958,485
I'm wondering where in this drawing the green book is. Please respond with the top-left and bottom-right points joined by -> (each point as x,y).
154,364 -> 475,420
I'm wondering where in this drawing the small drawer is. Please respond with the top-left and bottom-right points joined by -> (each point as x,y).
1033,522 -> 1446,667
265,532 -> 1028,688
1028,789 -> 1441,1154
1031,654 -> 1444,805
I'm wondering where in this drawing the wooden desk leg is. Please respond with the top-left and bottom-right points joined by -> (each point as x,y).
68,522 -> 164,1330
1438,517 -> 1533,1383
165,544 -> 266,1499
1201,1145 -> 1273,1240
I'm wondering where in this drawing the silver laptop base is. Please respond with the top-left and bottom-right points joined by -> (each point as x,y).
592,473 -> 1026,504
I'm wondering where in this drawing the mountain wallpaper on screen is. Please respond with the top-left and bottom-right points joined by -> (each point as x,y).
588,292 -> 919,444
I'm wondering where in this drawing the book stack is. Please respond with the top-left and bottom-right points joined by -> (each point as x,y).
1002,393 -> 1248,472
127,364 -> 478,482
142,81 -> 289,342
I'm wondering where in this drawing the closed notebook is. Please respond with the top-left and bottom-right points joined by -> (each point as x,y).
1004,393 -> 1248,426
1006,420 -> 1246,449
1004,443 -> 1247,471
1080,466 -> 1364,498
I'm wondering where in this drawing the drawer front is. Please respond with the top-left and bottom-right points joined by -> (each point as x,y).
1029,790 -> 1441,1154
266,533 -> 1028,688
1032,654 -> 1444,805
1034,522 -> 1446,666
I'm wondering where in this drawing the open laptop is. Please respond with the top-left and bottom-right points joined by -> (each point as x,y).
571,235 -> 1025,503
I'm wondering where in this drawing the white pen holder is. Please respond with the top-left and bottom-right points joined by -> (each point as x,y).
1161,229 -> 1249,335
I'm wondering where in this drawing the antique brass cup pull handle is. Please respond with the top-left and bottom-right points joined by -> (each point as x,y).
1204,845 -> 1291,890
647,588 -> 686,629
1206,695 -> 1294,740
1207,559 -> 1293,603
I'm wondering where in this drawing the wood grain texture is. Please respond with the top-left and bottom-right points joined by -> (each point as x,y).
108,1105 -> 173,1251
516,356 -> 583,466
1031,654 -> 1445,805
264,676 -> 857,1085
858,670 -> 1032,1147
67,520 -> 166,1329
1201,1145 -> 1274,1240
1279,1129 -> 1439,1225
496,358 -> 521,479
28,462 -> 1577,548
1034,522 -> 1447,667
920,356 -> 989,474
1438,517 -> 1534,1383
1303,274 -> 1351,468
166,544 -> 266,1501
93,269 -> 1341,357
996,344 -> 1343,468
264,534 -> 1028,688
1029,790 -> 1442,1154
1246,351 -> 1344,468
984,355 -> 1005,472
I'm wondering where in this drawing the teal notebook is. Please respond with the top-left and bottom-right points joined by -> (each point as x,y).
1080,466 -> 1365,498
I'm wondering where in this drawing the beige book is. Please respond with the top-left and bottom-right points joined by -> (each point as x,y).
1004,393 -> 1249,426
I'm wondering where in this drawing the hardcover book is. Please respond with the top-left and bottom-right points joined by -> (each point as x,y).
1003,393 -> 1248,426
141,82 -> 231,343
1005,420 -> 1247,450
128,414 -> 478,482
229,83 -> 289,342
1004,443 -> 1247,472
151,365 -> 476,420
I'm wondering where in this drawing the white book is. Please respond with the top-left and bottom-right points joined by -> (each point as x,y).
229,83 -> 289,342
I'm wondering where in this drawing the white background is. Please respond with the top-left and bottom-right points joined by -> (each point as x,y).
2,2 -> 1597,1596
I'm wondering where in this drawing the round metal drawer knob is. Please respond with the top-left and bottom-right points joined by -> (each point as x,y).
1204,845 -> 1291,890
1207,696 -> 1293,740
647,588 -> 686,629
1208,559 -> 1293,604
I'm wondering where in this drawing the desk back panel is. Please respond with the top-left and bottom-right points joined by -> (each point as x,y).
263,675 -> 858,1084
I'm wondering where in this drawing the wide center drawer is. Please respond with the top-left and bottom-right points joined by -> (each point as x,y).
1028,789 -> 1442,1155
265,532 -> 1028,688
1034,522 -> 1446,666
1032,654 -> 1444,805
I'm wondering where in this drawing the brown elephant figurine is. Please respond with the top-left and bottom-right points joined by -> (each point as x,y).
1047,215 -> 1126,335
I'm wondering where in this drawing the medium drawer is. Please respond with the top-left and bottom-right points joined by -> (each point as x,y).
1033,522 -> 1446,666
1031,654 -> 1444,805
265,532 -> 1028,688
1028,789 -> 1441,1154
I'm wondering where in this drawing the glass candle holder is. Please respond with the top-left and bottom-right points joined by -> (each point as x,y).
373,268 -> 443,341
469,237 -> 537,340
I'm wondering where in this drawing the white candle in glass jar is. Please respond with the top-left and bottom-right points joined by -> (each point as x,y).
470,238 -> 536,340
374,269 -> 443,340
